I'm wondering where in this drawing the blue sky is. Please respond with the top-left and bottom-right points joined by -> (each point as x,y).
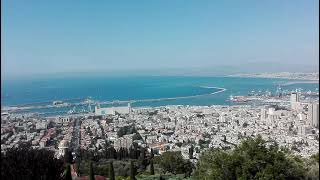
1,0 -> 319,78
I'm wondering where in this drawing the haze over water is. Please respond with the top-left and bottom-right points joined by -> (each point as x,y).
1,0 -> 319,78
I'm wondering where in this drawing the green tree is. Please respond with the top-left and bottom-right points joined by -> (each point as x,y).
64,149 -> 73,164
310,152 -> 319,162
193,136 -> 307,180
189,145 -> 194,159
76,160 -> 81,177
305,152 -> 319,180
150,160 -> 155,175
89,161 -> 95,180
130,161 -> 136,180
132,133 -> 143,141
155,151 -> 193,175
159,175 -> 165,180
138,147 -> 148,170
150,148 -> 154,159
65,164 -> 72,180
109,161 -> 115,180
1,143 -> 64,180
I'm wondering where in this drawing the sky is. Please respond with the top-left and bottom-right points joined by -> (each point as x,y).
1,0 -> 319,78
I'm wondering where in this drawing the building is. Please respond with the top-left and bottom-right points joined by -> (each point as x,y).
290,93 -> 299,102
36,122 -> 48,130
312,103 -> 319,128
290,93 -> 300,110
308,103 -> 319,128
113,135 -> 133,150
58,140 -> 69,158
298,124 -> 306,135
39,139 -> 47,148
58,117 -> 71,126
307,103 -> 313,126
95,103 -> 131,116
260,108 -> 267,121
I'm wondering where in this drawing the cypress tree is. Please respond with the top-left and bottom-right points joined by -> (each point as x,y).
65,163 -> 72,180
89,161 -> 95,180
135,147 -> 140,159
76,160 -> 81,177
109,161 -> 115,180
125,148 -> 129,159
160,175 -> 165,180
64,150 -> 73,164
189,145 -> 194,159
139,147 -> 147,169
150,160 -> 155,175
140,147 -> 146,159
117,149 -> 121,160
113,148 -> 117,159
150,148 -> 154,159
130,160 -> 136,180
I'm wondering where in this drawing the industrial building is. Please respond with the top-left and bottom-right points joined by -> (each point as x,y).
95,103 -> 132,116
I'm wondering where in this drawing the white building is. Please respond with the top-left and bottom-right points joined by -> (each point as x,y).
260,108 -> 267,121
290,93 -> 300,110
312,103 -> 319,128
113,135 -> 133,150
95,103 -> 131,116
36,122 -> 48,130
308,103 -> 319,128
58,140 -> 69,158
39,139 -> 47,148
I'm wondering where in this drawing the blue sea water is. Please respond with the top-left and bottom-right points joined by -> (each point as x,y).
1,75 -> 319,108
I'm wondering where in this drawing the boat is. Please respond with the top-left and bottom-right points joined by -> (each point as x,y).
1,112 -> 9,116
248,90 -> 255,96
67,109 -> 75,114
67,107 -> 77,114
53,101 -> 64,106
83,97 -> 94,104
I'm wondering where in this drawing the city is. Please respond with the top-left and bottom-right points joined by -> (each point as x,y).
1,90 -> 319,167
1,0 -> 319,179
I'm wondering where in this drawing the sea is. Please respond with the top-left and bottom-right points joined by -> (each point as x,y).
1,75 -> 319,116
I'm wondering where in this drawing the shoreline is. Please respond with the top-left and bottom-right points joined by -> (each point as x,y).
281,81 -> 319,86
2,86 -> 227,110
101,86 -> 227,104
226,73 -> 319,81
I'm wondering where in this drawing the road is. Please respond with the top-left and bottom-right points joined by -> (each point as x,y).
70,118 -> 81,159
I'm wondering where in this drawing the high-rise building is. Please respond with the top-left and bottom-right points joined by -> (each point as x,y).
128,103 -> 132,114
290,93 -> 299,102
312,103 -> 319,128
260,108 -> 267,121
307,103 -> 319,128
290,93 -> 300,110
298,125 -> 306,135
307,103 -> 313,126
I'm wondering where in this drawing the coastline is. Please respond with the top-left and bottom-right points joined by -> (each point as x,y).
102,86 -> 227,104
282,81 -> 319,86
2,86 -> 227,113
226,72 -> 319,81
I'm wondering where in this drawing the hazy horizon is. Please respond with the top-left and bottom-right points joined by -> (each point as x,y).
1,0 -> 319,78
